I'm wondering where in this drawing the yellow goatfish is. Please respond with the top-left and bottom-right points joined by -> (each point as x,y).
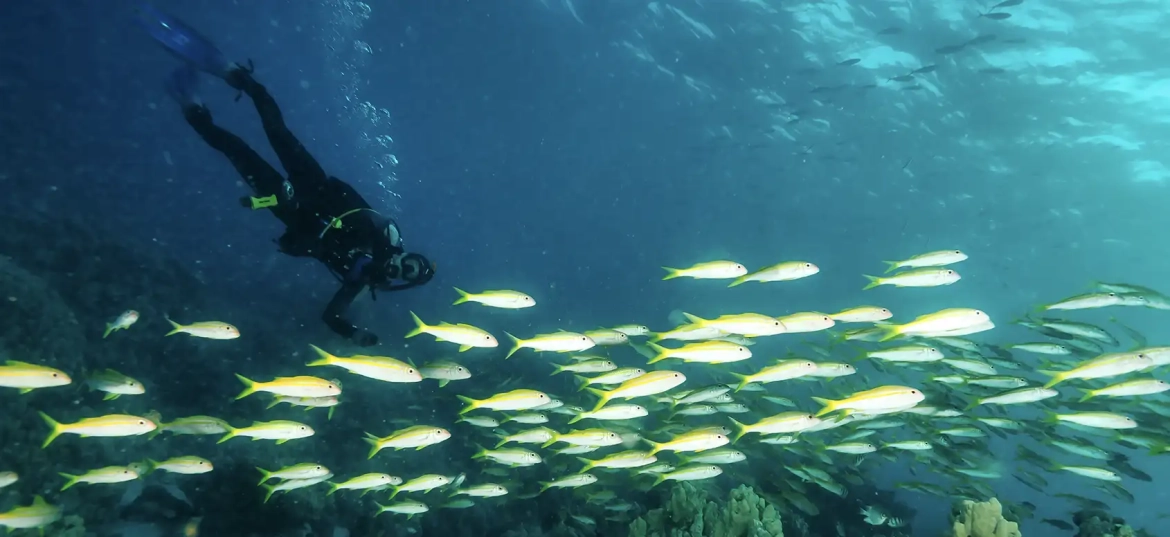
39,412 -> 156,448
165,318 -> 240,339
453,287 -> 536,309
728,261 -> 819,287
505,332 -> 596,359
217,420 -> 314,444
0,361 -> 71,393
306,345 -> 422,383
812,385 -> 925,417
882,250 -> 968,273
662,261 -> 747,281
585,371 -> 687,412
406,312 -> 498,351
234,374 -> 340,400
457,389 -> 552,414
0,495 -> 62,530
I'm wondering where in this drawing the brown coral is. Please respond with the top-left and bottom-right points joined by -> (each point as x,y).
951,498 -> 1021,537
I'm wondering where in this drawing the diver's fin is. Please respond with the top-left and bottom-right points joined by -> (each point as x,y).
137,5 -> 232,79
164,65 -> 201,107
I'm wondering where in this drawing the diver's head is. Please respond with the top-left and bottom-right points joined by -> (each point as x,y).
397,252 -> 435,285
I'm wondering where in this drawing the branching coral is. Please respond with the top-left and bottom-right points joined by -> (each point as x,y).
629,483 -> 782,537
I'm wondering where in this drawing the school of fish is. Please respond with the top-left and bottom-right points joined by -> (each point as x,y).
2,249 -> 1167,533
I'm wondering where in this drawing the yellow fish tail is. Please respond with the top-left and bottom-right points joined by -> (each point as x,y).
862,275 -> 883,291
1039,370 -> 1065,389
233,374 -> 257,400
456,395 -> 480,415
216,426 -> 238,444
504,333 -> 522,360
261,483 -> 277,504
575,458 -> 595,474
727,276 -> 748,288
645,342 -> 670,365
881,261 -> 901,274
811,396 -> 837,417
661,267 -> 681,281
1077,388 -> 1096,403
727,417 -> 749,443
306,344 -> 335,367
585,388 -> 611,413
103,323 -> 115,339
405,311 -> 427,339
58,472 -> 79,491
452,287 -> 471,306
39,412 -> 63,448
164,317 -> 185,337
730,373 -> 751,393
364,433 -> 383,459
256,467 -> 273,486
567,413 -> 585,425
877,325 -> 902,342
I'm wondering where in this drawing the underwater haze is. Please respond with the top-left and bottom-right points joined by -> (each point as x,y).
1,1 -> 1167,537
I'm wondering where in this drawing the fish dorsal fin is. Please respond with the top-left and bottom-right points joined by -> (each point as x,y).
32,495 -> 47,506
5,360 -> 33,366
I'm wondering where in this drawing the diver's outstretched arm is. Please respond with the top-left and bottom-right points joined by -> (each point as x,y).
183,105 -> 288,207
323,282 -> 378,346
226,69 -> 328,189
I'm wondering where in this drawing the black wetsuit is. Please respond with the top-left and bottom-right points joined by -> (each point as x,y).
180,70 -> 416,344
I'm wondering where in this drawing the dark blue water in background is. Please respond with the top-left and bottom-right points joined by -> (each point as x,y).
3,1 -> 1168,536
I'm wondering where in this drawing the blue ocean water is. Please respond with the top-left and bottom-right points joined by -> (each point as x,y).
1,1 -> 1165,536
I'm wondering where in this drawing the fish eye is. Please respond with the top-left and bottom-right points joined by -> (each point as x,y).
315,465 -> 322,470
458,367 -> 466,372
804,263 -> 813,268
300,426 -> 307,430
485,335 -> 492,340
51,373 -> 58,377
947,270 -> 955,274
138,420 -> 146,425
953,250 -> 961,254
738,347 -> 746,352
408,369 -> 416,374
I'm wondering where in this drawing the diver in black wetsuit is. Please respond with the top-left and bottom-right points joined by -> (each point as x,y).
169,65 -> 434,347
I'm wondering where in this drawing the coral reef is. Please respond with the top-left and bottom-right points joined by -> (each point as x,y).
1073,509 -> 1136,537
950,498 -> 1021,537
628,483 -> 783,537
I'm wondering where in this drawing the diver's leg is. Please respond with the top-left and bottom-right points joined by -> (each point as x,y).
224,68 -> 328,187
181,105 -> 288,205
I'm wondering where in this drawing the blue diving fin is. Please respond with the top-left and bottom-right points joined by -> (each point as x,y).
164,65 -> 200,107
136,4 -> 231,79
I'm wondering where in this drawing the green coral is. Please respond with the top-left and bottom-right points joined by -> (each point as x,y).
628,483 -> 782,537
951,498 -> 1021,537
1074,510 -> 1136,537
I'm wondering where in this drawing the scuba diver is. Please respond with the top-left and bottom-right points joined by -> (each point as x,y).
137,6 -> 433,346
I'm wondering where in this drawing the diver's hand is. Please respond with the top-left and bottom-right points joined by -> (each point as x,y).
352,329 -> 379,347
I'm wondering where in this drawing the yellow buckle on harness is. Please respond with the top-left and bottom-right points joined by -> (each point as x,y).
250,195 -> 278,210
